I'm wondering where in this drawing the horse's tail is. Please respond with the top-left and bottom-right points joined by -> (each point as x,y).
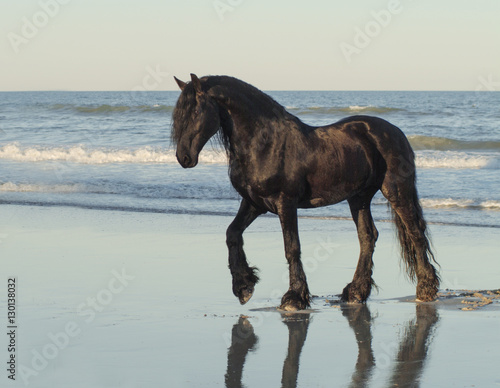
390,181 -> 438,284
365,116 -> 439,299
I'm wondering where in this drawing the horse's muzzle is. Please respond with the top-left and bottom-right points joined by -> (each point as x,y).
176,151 -> 198,168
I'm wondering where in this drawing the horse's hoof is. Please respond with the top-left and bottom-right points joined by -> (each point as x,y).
279,303 -> 300,312
279,290 -> 310,311
341,283 -> 368,304
232,267 -> 259,305
416,279 -> 439,302
415,294 -> 437,302
238,286 -> 254,305
343,297 -> 363,304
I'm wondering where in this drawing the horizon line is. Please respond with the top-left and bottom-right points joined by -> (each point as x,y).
0,89 -> 497,93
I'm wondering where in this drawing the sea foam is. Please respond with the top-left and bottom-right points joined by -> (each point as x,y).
1,143 -> 498,169
415,151 -> 500,169
0,143 -> 197,164
420,198 -> 500,210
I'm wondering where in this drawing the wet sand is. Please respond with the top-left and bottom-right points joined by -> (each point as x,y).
1,205 -> 499,387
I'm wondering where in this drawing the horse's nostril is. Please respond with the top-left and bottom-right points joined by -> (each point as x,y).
183,154 -> 192,166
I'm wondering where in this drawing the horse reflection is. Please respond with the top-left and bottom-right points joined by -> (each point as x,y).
224,316 -> 258,388
224,313 -> 311,388
342,303 -> 439,387
341,304 -> 376,388
280,313 -> 311,388
388,304 -> 440,387
224,303 -> 439,388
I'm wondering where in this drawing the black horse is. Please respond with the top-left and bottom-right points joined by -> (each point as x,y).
171,74 -> 439,311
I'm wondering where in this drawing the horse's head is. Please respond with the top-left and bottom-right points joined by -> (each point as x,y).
171,73 -> 221,168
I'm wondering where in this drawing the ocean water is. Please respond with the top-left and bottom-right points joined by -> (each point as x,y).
0,90 -> 499,228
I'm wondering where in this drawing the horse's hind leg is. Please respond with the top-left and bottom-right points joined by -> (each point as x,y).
227,199 -> 265,304
342,192 -> 378,303
382,178 -> 440,302
390,203 -> 439,301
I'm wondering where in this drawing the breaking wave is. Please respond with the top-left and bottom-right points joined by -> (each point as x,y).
287,105 -> 405,115
49,103 -> 406,116
50,103 -> 174,114
1,144 -> 499,169
0,143 -> 187,164
420,198 -> 500,211
415,151 -> 500,169
409,135 -> 500,151
0,182 -> 85,193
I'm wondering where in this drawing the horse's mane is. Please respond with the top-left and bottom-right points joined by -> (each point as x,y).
203,76 -> 289,119
171,75 -> 292,153
171,81 -> 197,146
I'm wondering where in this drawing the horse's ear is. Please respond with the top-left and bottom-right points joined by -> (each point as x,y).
190,73 -> 203,95
174,76 -> 186,91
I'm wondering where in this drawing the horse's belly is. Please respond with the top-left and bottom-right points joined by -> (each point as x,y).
302,171 -> 370,208
299,192 -> 349,209
303,149 -> 374,208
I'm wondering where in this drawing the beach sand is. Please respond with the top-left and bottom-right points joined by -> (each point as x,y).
1,204 -> 499,387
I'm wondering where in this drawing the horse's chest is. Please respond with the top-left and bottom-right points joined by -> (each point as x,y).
229,161 -> 283,212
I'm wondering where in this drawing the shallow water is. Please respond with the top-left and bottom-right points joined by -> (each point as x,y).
1,90 -> 499,228
1,206 -> 499,387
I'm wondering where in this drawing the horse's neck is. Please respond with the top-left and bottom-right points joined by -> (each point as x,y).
214,83 -> 285,123
214,84 -> 291,147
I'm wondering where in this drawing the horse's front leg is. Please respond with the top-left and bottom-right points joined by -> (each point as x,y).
277,202 -> 311,311
227,199 -> 265,304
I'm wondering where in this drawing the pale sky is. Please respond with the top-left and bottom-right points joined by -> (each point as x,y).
1,0 -> 499,91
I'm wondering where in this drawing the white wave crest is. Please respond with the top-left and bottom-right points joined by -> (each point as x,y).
348,105 -> 373,111
1,144 -> 498,170
0,182 -> 85,193
479,200 -> 500,210
415,151 -> 500,169
420,198 -> 500,210
0,143 -> 228,165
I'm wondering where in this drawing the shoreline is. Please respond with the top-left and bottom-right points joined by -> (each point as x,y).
2,200 -> 498,229
1,204 -> 499,387
1,203 -> 498,302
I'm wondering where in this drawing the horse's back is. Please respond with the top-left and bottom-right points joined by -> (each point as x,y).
330,115 -> 418,202
326,115 -> 414,162
307,115 -> 416,190
332,115 -> 406,140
